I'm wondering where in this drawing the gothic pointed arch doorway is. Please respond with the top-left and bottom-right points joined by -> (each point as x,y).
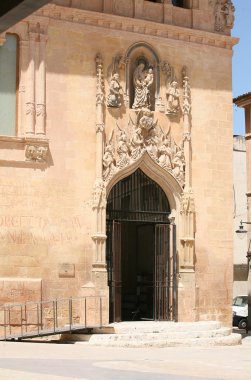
106,169 -> 177,323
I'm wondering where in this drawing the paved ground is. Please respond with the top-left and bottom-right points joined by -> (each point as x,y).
0,330 -> 250,380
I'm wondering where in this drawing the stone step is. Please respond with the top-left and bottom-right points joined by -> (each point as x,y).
92,321 -> 222,334
66,327 -> 232,342
77,333 -> 241,348
62,321 -> 242,347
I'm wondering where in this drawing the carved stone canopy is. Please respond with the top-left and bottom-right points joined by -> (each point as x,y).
103,109 -> 185,187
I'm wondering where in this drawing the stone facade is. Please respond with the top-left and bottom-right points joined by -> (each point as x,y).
0,0 -> 237,327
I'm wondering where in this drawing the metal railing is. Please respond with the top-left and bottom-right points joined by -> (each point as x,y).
0,296 -> 104,341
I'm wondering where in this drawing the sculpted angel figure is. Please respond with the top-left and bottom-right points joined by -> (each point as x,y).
117,129 -> 130,169
103,141 -> 116,180
107,73 -> 123,108
172,148 -> 185,183
138,108 -> 157,131
130,126 -> 144,161
158,135 -> 173,171
132,62 -> 154,109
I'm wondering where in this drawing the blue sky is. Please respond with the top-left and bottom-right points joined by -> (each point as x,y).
232,0 -> 251,135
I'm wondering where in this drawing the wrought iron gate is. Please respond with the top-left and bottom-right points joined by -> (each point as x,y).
154,224 -> 177,321
106,169 -> 177,322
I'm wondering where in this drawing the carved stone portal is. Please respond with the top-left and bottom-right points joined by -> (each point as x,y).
102,109 -> 185,187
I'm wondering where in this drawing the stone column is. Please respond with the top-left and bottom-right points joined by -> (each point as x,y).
182,66 -> 192,189
36,32 -> 47,136
178,66 -> 196,321
95,54 -> 105,182
25,29 -> 37,136
92,54 -> 107,269
180,67 -> 194,270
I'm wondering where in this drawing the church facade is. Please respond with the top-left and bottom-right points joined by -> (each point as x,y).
0,0 -> 237,327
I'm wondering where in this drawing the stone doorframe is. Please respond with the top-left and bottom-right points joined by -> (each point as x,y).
83,51 -> 197,324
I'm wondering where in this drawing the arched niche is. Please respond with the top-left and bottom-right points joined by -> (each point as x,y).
124,42 -> 161,111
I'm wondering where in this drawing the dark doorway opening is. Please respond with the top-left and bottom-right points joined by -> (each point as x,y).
121,222 -> 154,321
106,169 -> 177,323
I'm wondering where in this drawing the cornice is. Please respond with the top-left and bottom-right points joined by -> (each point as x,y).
29,4 -> 238,50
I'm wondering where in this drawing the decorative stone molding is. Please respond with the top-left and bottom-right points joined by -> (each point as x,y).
182,66 -> 192,189
210,0 -> 235,33
92,54 -> 107,272
182,66 -> 191,116
26,102 -> 36,116
180,187 -> 195,270
102,109 -> 185,187
35,5 -> 238,50
96,53 -> 105,107
36,104 -> 46,117
92,179 -> 106,210
25,144 -> 48,163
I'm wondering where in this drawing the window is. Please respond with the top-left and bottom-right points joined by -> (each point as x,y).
233,296 -> 248,307
172,0 -> 184,7
0,34 -> 18,136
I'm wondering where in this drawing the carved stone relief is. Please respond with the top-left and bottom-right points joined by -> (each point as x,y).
25,145 -> 48,163
92,179 -> 106,209
107,55 -> 123,108
161,61 -> 180,116
132,62 -> 154,110
102,109 -> 185,186
211,0 -> 235,32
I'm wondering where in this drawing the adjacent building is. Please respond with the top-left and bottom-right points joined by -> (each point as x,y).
233,135 -> 247,297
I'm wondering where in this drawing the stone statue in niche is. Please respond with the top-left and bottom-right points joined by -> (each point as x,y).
166,81 -> 180,115
132,62 -> 154,109
162,61 -> 180,116
107,54 -> 124,108
107,73 -> 123,108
